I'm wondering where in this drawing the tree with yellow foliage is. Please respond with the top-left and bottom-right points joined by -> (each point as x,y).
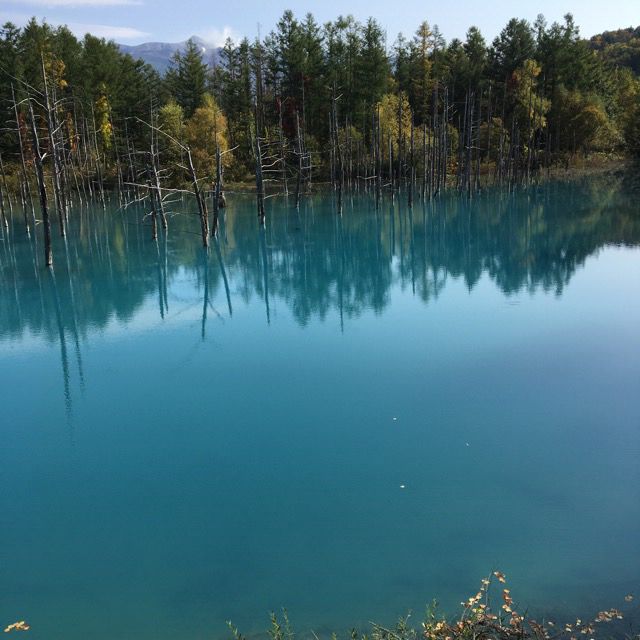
378,92 -> 412,164
184,94 -> 231,181
94,83 -> 112,152
512,59 -> 550,133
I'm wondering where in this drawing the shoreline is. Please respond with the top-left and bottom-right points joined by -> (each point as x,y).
218,154 -> 634,195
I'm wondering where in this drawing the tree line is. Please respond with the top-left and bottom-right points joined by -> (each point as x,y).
179,10 -> 640,179
0,13 -> 639,263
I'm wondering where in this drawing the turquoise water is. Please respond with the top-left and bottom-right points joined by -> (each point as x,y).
1,174 -> 639,639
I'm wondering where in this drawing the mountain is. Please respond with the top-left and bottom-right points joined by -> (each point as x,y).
118,35 -> 221,74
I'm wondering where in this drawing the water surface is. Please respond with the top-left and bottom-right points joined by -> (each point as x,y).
1,173 -> 639,639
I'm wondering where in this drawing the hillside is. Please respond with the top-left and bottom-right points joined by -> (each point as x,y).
588,26 -> 640,74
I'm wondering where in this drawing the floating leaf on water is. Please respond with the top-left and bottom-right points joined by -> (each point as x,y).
4,621 -> 30,633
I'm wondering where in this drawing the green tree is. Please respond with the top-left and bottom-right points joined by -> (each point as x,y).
410,21 -> 434,124
167,38 -> 207,118
392,33 -> 411,97
0,22 -> 23,153
555,86 -> 618,153
490,18 -> 535,81
357,18 -> 390,127
463,26 -> 488,89
300,13 -> 326,135
275,10 -> 305,102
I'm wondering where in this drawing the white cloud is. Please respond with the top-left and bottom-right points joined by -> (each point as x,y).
67,22 -> 150,39
201,26 -> 243,48
1,13 -> 151,40
6,0 -> 142,5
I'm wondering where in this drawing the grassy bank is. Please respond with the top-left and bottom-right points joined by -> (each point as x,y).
227,573 -> 637,640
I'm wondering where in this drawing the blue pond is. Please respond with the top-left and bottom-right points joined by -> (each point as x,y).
1,173 -> 639,639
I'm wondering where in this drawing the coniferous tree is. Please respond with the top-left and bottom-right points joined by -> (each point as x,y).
411,21 -> 434,125
300,13 -> 326,135
463,27 -> 488,90
490,18 -> 536,81
167,38 -> 207,118
357,18 -> 390,129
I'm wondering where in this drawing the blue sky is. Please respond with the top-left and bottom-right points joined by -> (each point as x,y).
1,0 -> 638,46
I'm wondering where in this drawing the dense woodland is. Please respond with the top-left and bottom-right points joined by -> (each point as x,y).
0,13 -> 639,263
588,26 -> 640,75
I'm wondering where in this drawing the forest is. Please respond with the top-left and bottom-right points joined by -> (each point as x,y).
0,12 -> 639,261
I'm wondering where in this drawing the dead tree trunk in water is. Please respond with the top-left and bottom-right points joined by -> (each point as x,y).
27,100 -> 52,267
41,55 -> 66,236
433,83 -> 440,195
375,105 -> 382,208
485,85 -> 493,188
397,92 -> 403,191
422,123 -> 427,199
0,151 -> 10,228
388,131 -> 393,195
331,86 -> 344,214
279,104 -> 288,196
525,68 -> 533,183
150,145 -> 167,230
123,117 -> 137,201
0,190 -> 6,232
49,60 -> 71,219
212,144 -> 222,237
254,108 -> 265,225
80,116 -> 94,200
474,90 -> 482,192
64,116 -> 83,207
0,173 -> 7,230
12,84 -> 34,232
294,111 -> 303,208
106,92 -> 125,204
442,87 -> 448,193
408,110 -> 414,207
186,146 -> 209,246
465,92 -> 474,198
146,167 -> 157,241
90,105 -> 106,208
329,114 -> 335,191
19,181 -> 26,212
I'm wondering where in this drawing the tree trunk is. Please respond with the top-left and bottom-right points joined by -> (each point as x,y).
186,146 -> 209,246
27,100 -> 52,267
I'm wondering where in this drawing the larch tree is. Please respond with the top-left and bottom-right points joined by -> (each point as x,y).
184,93 -> 231,179
411,21 -> 434,125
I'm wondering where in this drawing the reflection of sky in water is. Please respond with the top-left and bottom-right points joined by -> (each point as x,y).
1,177 -> 639,640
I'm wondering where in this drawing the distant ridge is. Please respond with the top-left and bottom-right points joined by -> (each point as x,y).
117,35 -> 221,74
